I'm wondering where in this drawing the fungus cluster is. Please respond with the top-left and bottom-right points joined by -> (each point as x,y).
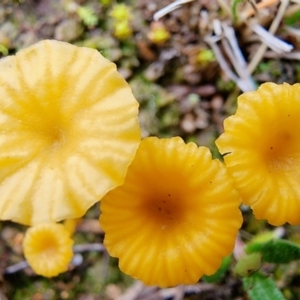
0,39 -> 140,277
100,82 -> 300,286
1,39 -> 297,287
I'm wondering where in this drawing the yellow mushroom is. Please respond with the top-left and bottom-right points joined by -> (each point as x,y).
100,136 -> 242,287
0,40 -> 140,225
23,223 -> 74,277
216,82 -> 300,225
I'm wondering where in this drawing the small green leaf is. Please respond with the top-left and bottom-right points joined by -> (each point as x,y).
0,44 -> 8,56
246,239 -> 300,264
243,272 -> 285,300
248,229 -> 281,245
284,10 -> 300,26
231,0 -> 244,22
246,241 -> 266,253
202,256 -> 231,283
77,6 -> 98,27
234,252 -> 262,277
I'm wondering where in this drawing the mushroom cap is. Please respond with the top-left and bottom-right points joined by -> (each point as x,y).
100,136 -> 242,287
23,223 -> 74,277
216,82 -> 300,225
0,40 -> 140,225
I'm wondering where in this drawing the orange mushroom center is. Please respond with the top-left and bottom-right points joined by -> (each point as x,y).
142,190 -> 186,231
265,129 -> 300,173
44,126 -> 66,150
34,233 -> 59,257
28,117 -> 69,153
18,95 -> 71,153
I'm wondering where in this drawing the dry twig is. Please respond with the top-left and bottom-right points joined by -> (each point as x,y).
115,281 -> 158,300
223,23 -> 256,91
247,0 -> 291,74
250,23 -> 293,53
5,261 -> 29,274
205,21 -> 255,92
216,0 -> 232,17
284,3 -> 300,16
242,0 -> 280,19
153,0 -> 195,21
265,50 -> 300,60
5,243 -> 106,274
73,243 -> 105,253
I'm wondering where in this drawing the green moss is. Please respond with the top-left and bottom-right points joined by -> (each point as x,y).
77,6 -> 98,27
284,10 -> 300,26
106,257 -> 133,286
8,275 -> 56,299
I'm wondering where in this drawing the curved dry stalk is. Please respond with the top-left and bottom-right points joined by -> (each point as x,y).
222,23 -> 256,91
242,0 -> 280,18
5,243 -> 106,274
264,50 -> 300,60
216,0 -> 232,17
153,0 -> 195,21
251,23 -> 293,53
205,21 -> 255,92
247,0 -> 291,74
284,3 -> 300,16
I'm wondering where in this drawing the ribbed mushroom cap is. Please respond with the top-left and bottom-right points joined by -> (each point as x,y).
216,82 -> 300,225
0,40 -> 140,225
23,223 -> 74,277
100,137 -> 242,287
